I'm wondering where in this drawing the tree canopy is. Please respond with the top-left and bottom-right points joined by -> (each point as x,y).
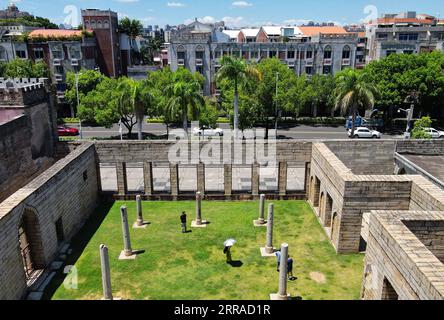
0,58 -> 49,78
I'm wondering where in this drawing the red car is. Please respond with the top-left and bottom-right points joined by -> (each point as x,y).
58,126 -> 79,136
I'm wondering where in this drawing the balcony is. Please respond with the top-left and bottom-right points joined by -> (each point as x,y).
177,59 -> 185,66
305,59 -> 314,66
53,58 -> 62,66
55,74 -> 63,82
287,61 -> 295,68
195,58 -> 203,66
323,58 -> 332,66
342,58 -> 351,66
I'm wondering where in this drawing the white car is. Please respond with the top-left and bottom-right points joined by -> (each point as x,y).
192,126 -> 224,137
424,128 -> 444,139
348,127 -> 381,139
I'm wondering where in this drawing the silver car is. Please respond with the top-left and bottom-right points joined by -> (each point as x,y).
348,127 -> 381,139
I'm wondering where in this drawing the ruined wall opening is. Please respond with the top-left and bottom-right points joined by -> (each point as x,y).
205,166 -> 224,192
313,176 -> 321,208
319,192 -> 325,217
18,208 -> 45,286
287,162 -> 306,191
232,166 -> 251,192
179,165 -> 197,193
259,165 -> 278,192
381,278 -> 399,300
125,163 -> 144,193
324,193 -> 333,227
99,163 -> 117,192
153,163 -> 171,193
331,212 -> 339,243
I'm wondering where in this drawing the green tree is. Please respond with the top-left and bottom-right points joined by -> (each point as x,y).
199,98 -> 219,129
363,52 -> 444,120
118,77 -> 156,140
166,67 -> 205,132
256,58 -> 299,139
216,56 -> 261,135
65,70 -> 105,118
299,74 -> 336,117
335,68 -> 379,137
1,58 -> 49,78
411,116 -> 433,139
119,18 -> 143,65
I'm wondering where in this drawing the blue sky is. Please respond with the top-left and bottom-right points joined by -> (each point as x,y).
4,0 -> 444,28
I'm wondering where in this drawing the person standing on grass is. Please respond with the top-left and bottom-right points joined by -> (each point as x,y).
180,211 -> 187,233
275,250 -> 282,272
224,246 -> 232,263
287,256 -> 295,280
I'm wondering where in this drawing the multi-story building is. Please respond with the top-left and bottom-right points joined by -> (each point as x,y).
366,12 -> 444,62
167,20 -> 360,95
26,29 -> 98,103
81,9 -> 126,77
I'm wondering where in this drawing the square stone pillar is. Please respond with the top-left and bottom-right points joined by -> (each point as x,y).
305,162 -> 311,198
116,162 -> 128,196
143,162 -> 154,196
170,163 -> 179,197
224,164 -> 232,196
197,163 -> 205,195
278,162 -> 287,196
252,162 -> 260,196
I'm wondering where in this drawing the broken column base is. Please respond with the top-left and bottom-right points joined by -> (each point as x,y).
253,220 -> 267,227
191,220 -> 208,228
118,251 -> 137,260
260,247 -> 276,257
270,293 -> 291,301
133,222 -> 150,229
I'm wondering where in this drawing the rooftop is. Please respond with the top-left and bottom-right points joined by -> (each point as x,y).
28,29 -> 92,39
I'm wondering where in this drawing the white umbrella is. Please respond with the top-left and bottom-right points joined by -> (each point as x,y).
224,239 -> 237,247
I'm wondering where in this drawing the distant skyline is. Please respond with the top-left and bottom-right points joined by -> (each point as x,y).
3,0 -> 444,28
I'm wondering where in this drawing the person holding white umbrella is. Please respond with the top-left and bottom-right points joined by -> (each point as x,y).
223,239 -> 236,263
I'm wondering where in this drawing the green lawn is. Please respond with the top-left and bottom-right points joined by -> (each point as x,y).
51,200 -> 364,300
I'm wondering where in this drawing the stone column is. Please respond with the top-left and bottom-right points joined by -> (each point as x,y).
100,244 -> 113,300
224,164 -> 232,197
197,163 -> 205,195
116,162 -> 127,196
143,162 -> 153,196
259,194 -> 266,224
278,243 -> 289,298
120,206 -> 133,257
278,162 -> 287,196
196,192 -> 202,225
252,162 -> 260,197
265,204 -> 274,254
170,163 -> 179,197
271,243 -> 290,300
136,195 -> 143,227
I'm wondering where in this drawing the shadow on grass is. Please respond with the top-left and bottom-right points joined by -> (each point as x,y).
42,198 -> 115,300
227,261 -> 244,268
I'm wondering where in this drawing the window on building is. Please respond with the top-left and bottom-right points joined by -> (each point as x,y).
196,65 -> 204,75
306,50 -> 313,59
84,20 -> 90,28
55,66 -> 64,75
69,46 -> 81,59
342,46 -> 351,59
33,48 -> 44,60
223,50 -> 229,57
16,50 -> 26,58
250,50 -> 258,59
0,47 -> 6,61
177,49 -> 186,60
196,50 -> 204,60
287,50 -> 295,59
97,21 -> 102,29
103,20 -> 110,29
52,46 -> 63,59
305,66 -> 313,75
403,50 -> 414,55
386,50 -> 397,56
323,46 -> 332,59
215,50 -> 221,59
399,33 -> 418,41
323,66 -> 332,74
377,33 -> 388,40
269,50 -> 277,58
91,20 -> 96,28
232,49 -> 240,57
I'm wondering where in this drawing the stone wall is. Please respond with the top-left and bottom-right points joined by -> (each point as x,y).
0,143 -> 99,300
362,211 -> 444,300
396,139 -> 444,155
0,116 -> 53,203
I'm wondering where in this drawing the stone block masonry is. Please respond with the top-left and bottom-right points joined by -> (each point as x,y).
0,142 -> 99,300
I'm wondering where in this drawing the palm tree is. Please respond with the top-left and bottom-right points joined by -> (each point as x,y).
118,78 -> 155,140
118,18 -> 143,66
166,71 -> 205,133
216,56 -> 261,135
335,69 -> 379,138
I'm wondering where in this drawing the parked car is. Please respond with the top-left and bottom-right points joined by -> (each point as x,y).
424,128 -> 444,139
58,126 -> 79,136
348,127 -> 381,139
192,126 -> 224,137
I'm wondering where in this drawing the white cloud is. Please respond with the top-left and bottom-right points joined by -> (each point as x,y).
232,1 -> 253,7
167,2 -> 186,7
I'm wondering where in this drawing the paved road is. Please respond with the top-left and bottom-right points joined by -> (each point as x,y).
67,122 -> 404,140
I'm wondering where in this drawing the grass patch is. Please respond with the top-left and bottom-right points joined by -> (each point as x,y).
51,201 -> 363,300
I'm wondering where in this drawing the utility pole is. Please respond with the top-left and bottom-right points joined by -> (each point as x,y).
76,72 -> 83,139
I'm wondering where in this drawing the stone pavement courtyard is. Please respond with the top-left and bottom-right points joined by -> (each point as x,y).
48,200 -> 363,300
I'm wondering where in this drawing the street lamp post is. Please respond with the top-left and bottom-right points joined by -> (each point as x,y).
275,72 -> 279,138
75,72 -> 83,140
